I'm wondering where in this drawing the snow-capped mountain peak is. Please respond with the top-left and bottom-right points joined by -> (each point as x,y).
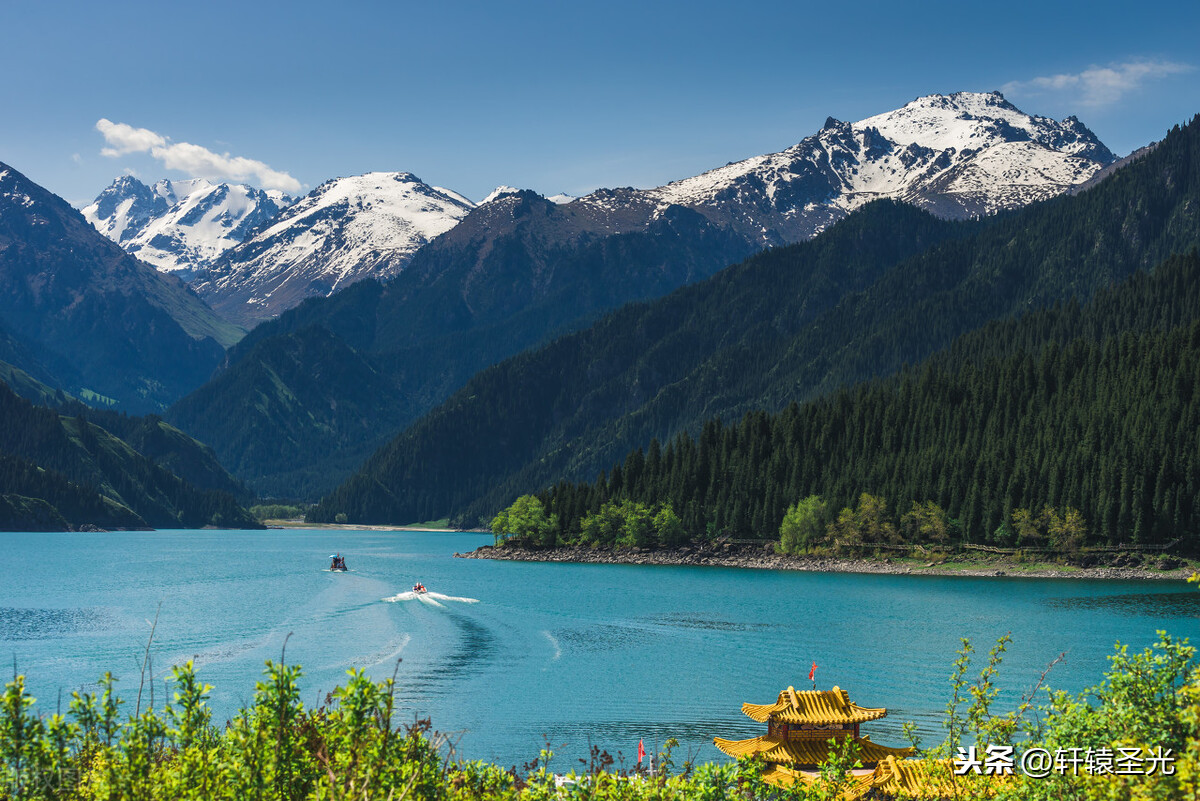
191,171 -> 477,326
83,176 -> 292,277
82,175 -> 167,244
246,172 -> 470,247
854,91 -> 1111,159
481,185 -> 522,204
601,91 -> 1117,243
152,177 -> 213,204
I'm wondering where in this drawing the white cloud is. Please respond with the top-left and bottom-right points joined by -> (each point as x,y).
149,141 -> 301,194
71,153 -> 83,165
95,118 -> 301,193
96,119 -> 166,156
1002,60 -> 1194,108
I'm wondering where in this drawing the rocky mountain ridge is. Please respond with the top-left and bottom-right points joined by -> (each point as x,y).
84,92 -> 1114,327
82,176 -> 291,279
576,91 -> 1116,244
190,172 -> 476,325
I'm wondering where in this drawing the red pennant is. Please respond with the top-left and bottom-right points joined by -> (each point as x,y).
638,738 -> 645,763
809,662 -> 817,681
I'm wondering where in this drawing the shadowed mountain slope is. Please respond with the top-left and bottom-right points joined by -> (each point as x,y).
0,381 -> 258,530
0,162 -> 241,411
168,199 -> 756,498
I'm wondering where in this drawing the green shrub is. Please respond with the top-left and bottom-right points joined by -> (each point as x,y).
249,504 -> 305,521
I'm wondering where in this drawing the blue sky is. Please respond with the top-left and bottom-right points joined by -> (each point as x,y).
2,0 -> 1198,206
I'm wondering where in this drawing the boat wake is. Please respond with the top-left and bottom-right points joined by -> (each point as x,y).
383,591 -> 480,607
542,630 -> 561,661
345,634 -> 411,669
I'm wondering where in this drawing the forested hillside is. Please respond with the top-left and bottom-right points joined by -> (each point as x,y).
310,201 -> 972,523
168,324 -> 408,498
311,115 -> 1200,527
169,200 -> 756,498
0,361 -> 249,500
535,253 -> 1200,549
70,406 -> 250,500
0,382 -> 259,530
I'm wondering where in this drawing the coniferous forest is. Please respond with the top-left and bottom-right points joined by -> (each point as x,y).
528,252 -> 1200,549
542,327 -> 1200,550
0,381 -> 259,530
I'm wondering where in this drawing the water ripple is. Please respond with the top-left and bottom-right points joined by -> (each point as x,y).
1042,592 -> 1200,617
644,613 -> 777,632
0,607 -> 118,640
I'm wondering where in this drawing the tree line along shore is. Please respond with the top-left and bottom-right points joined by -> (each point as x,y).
483,480 -> 1197,579
459,539 -> 1195,582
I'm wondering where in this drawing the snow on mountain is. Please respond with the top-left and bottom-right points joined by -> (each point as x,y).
480,185 -> 522,204
82,177 -> 292,277
578,91 -> 1116,244
430,185 -> 476,208
81,175 -> 166,243
84,92 -> 1112,328
191,172 -> 476,326
480,186 -> 574,205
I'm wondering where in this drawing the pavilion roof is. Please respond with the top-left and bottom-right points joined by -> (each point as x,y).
712,734 -> 913,767
740,685 -> 887,725
759,764 -> 812,789
755,756 -> 1004,798
856,756 -> 1008,799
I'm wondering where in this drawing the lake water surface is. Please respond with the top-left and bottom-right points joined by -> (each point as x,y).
2,529 -> 1197,769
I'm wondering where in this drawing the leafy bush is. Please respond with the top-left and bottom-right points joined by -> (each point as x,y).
249,504 -> 306,521
6,620 -> 1200,799
779,496 -> 828,554
0,658 -> 856,799
490,495 -> 558,548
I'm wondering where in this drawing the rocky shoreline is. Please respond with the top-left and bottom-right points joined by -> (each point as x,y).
456,542 -> 1195,581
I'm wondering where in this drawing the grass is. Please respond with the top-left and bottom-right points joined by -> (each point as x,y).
887,553 -> 1196,576
262,519 -> 468,531
77,388 -> 118,407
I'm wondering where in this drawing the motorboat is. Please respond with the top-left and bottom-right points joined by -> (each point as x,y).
412,583 -> 427,594
330,554 -> 348,571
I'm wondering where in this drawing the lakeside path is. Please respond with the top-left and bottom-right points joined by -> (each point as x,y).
263,520 -> 486,533
457,543 -> 1198,581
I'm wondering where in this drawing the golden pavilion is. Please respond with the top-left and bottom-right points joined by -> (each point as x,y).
713,685 -> 915,786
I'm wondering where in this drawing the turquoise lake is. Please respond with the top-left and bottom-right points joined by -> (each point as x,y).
2,528 -> 1198,770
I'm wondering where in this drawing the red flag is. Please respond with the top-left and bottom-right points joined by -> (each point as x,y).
638,739 -> 645,763
809,662 -> 817,681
